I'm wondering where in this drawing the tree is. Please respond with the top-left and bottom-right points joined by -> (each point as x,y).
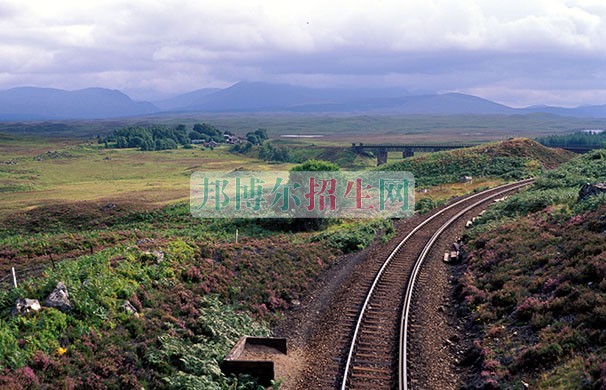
290,159 -> 340,231
128,136 -> 144,148
193,123 -> 222,139
247,133 -> 260,145
255,128 -> 269,141
272,145 -> 290,162
290,159 -> 339,172
116,136 -> 128,148
140,138 -> 155,151
258,143 -> 272,161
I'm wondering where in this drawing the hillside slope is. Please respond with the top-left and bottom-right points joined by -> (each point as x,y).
0,87 -> 158,120
378,138 -> 574,187
459,148 -> 606,388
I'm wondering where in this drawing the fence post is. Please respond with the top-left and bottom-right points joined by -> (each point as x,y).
235,229 -> 239,244
11,267 -> 17,288
49,251 -> 55,269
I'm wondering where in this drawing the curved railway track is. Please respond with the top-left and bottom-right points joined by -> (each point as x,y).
335,179 -> 534,390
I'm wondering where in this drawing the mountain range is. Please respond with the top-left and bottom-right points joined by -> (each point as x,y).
0,82 -> 604,120
0,87 -> 157,120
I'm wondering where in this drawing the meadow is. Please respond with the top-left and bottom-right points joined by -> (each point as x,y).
0,134 -> 292,217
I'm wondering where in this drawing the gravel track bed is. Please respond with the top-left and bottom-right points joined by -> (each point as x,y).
272,183 -> 528,389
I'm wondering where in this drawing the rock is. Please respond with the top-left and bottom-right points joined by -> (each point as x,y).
121,300 -> 140,317
141,250 -> 165,264
12,298 -> 41,316
44,282 -> 73,312
136,238 -> 154,245
578,182 -> 606,201
100,203 -> 117,211
459,344 -> 482,367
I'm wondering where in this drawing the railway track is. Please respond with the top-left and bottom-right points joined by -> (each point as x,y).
333,179 -> 534,390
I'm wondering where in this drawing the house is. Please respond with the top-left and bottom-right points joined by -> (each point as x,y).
223,134 -> 242,144
203,140 -> 219,148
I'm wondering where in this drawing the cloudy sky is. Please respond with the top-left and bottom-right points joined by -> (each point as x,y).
1,0 -> 605,107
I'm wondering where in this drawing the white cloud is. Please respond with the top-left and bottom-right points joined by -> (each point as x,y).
0,0 -> 604,105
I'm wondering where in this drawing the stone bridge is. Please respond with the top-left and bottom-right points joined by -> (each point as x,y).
351,143 -> 478,165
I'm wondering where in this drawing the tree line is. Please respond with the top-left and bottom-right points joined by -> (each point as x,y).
98,124 -> 290,162
99,124 -> 194,151
98,123 -> 239,151
536,131 -> 606,149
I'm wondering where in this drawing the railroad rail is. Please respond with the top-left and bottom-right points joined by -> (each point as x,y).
339,179 -> 534,389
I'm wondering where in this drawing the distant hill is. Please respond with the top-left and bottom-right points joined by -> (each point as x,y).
0,87 -> 158,120
366,93 -> 514,115
164,81 -> 417,112
153,88 -> 221,111
520,104 -> 606,118
157,82 -> 606,117
0,82 -> 605,120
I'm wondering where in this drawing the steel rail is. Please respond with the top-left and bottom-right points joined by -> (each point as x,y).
339,178 -> 533,390
399,180 -> 533,390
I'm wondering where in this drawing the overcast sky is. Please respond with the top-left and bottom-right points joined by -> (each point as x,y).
1,0 -> 605,107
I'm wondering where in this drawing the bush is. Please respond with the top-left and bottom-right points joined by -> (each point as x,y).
310,219 -> 393,254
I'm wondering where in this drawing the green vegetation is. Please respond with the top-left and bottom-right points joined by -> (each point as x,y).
536,130 -> 606,149
289,159 -> 340,172
0,240 -> 270,388
0,170 -> 394,387
0,194 -> 363,387
470,148 -> 606,231
257,142 -> 290,162
190,122 -> 225,143
378,138 -> 573,187
459,147 -> 606,389
101,125 -> 192,150
286,145 -> 375,168
310,219 -> 394,253
244,129 -> 269,145
0,131 -> 585,388
0,135 -> 293,217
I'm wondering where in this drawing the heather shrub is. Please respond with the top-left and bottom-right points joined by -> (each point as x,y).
461,201 -> 606,387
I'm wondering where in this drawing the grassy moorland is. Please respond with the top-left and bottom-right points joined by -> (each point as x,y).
0,131 -> 581,388
0,134 -> 293,217
379,138 -> 573,186
459,148 -> 606,389
0,190 -> 396,388
0,133 -> 396,388
3,113 -> 606,143
378,138 -> 574,212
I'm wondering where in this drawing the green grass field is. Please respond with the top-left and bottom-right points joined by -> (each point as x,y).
0,135 -> 293,216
